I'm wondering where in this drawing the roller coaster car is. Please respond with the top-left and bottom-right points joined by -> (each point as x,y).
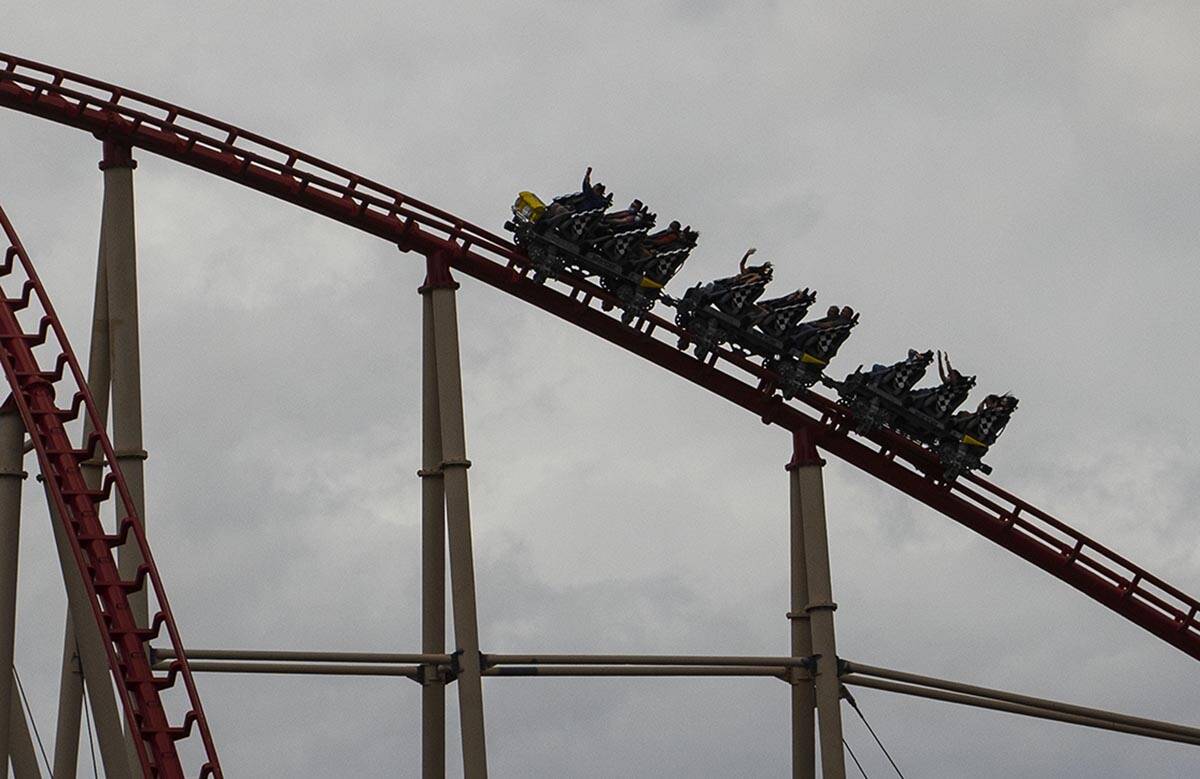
504,186 -> 692,324
937,394 -> 1019,480
836,349 -> 935,434
766,308 -> 859,399
674,259 -> 775,360
589,206 -> 658,266
750,289 -> 818,340
903,369 -> 976,425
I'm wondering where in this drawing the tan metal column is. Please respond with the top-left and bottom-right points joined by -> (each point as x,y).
42,485 -> 132,778
0,402 -> 26,768
8,690 -> 42,779
100,140 -> 149,772
54,178 -> 113,778
425,254 -> 488,778
786,442 -> 815,779
51,623 -> 84,778
793,431 -> 845,778
100,141 -> 149,631
419,285 -> 447,777
45,141 -> 132,779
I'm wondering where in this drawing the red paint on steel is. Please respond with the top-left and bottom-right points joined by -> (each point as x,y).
0,207 -> 220,777
787,429 -> 826,471
420,251 -> 460,292
1,51 -> 1197,670
99,138 -> 137,170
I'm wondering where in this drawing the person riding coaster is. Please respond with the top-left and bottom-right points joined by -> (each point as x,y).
902,351 -> 976,424
750,288 -> 818,340
766,305 -> 859,398
702,248 -> 775,318
631,225 -> 699,285
837,349 -> 935,434
598,222 -> 698,324
674,248 -> 778,360
937,393 -> 1020,480
596,199 -> 654,233
588,201 -> 658,264
545,167 -> 614,241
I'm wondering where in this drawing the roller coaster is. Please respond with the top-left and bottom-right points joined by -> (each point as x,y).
506,172 -> 1017,480
0,51 -> 1197,777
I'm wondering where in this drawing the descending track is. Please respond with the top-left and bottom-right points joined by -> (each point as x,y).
0,207 -> 220,776
1,47 -> 1197,699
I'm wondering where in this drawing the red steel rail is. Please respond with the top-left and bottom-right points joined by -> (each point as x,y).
1,51 -> 1197,673
0,206 -> 220,776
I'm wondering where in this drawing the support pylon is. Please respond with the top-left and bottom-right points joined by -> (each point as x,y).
7,690 -> 41,779
793,430 -> 845,778
420,276 -> 447,777
787,441 -> 816,779
100,135 -> 151,774
421,252 -> 488,778
49,139 -> 140,779
0,401 -> 25,771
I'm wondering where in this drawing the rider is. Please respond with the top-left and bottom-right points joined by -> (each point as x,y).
575,166 -> 609,212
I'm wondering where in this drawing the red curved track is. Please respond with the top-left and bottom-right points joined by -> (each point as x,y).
1,49 -> 1197,766
0,206 -> 220,776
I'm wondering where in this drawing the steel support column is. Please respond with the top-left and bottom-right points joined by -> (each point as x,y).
45,140 -> 134,779
100,141 -> 149,631
423,254 -> 488,778
787,443 -> 816,779
0,402 -> 25,768
419,285 -> 447,778
52,217 -> 114,778
793,432 -> 845,778
43,486 -> 132,779
101,133 -> 150,776
8,690 -> 41,779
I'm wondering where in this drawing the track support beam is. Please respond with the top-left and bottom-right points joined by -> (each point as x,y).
0,402 -> 25,771
420,264 -> 448,777
787,440 -> 816,779
793,431 -> 845,778
48,140 -> 140,779
421,253 -> 488,778
7,689 -> 41,779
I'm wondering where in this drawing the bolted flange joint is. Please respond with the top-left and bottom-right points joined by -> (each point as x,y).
98,139 -> 138,170
418,251 -> 460,293
417,459 -> 472,479
786,428 -> 826,470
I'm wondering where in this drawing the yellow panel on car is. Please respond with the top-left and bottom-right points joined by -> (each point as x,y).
513,191 -> 547,222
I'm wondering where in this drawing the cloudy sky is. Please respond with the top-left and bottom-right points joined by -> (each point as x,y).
4,2 -> 1200,776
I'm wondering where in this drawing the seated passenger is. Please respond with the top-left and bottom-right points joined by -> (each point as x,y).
787,305 -> 857,355
707,248 -> 774,315
645,220 -> 685,249
602,199 -> 651,229
905,351 -> 976,419
951,393 -> 1019,447
547,166 -> 611,217
862,349 -> 934,393
752,288 -> 817,339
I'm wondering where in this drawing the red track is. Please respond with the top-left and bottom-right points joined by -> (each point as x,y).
1,49 -> 1197,761
0,206 -> 220,776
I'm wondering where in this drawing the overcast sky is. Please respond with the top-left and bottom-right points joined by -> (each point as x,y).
4,2 -> 1200,776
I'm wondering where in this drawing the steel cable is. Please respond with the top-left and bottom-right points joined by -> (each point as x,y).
843,736 -> 870,778
846,689 -> 905,778
82,674 -> 100,779
13,665 -> 52,776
